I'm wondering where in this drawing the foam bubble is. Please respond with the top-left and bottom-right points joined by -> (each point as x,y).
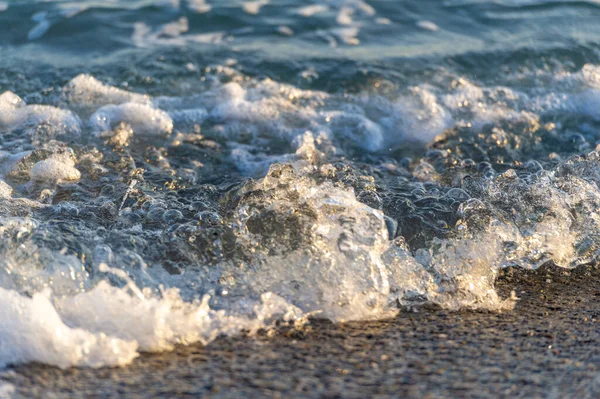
0,92 -> 25,128
62,74 -> 150,116
29,156 -> 81,184
390,87 -> 453,144
90,103 -> 173,138
0,91 -> 81,139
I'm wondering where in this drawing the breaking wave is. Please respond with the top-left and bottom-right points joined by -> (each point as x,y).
2,59 -> 600,369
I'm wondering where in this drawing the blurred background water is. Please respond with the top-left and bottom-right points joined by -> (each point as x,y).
1,0 -> 600,87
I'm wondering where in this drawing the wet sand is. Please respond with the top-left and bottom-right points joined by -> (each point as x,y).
3,263 -> 600,398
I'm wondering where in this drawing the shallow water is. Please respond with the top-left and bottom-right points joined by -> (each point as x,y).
1,0 -> 600,370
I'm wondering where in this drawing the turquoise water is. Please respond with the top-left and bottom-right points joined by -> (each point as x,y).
2,1 -> 600,60
2,0 -> 600,370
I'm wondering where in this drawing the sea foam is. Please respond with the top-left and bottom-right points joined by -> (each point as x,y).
2,63 -> 600,370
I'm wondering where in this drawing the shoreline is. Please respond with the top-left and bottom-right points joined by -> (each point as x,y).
3,263 -> 600,398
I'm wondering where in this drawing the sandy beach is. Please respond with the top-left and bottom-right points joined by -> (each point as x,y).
3,263 -> 599,398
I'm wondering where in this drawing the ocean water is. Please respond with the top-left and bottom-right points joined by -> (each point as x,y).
1,0 -> 600,369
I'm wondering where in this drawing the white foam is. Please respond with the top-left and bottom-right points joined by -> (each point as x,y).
0,180 -> 12,199
20,105 -> 81,137
277,26 -> 294,36
187,0 -> 211,13
0,92 -> 26,128
156,17 -> 189,38
0,216 -> 308,369
0,287 -> 139,369
439,72 -> 600,128
242,0 -> 268,15
0,381 -> 14,398
417,20 -> 440,31
324,111 -> 384,151
145,75 -> 455,173
62,74 -> 150,116
29,156 -> 81,184
330,26 -> 360,45
89,102 -> 173,138
186,31 -> 226,44
59,65 -> 600,171
0,263 -> 303,369
0,2 -> 8,13
58,69 -> 600,176
296,4 -> 329,17
131,17 -> 212,47
58,279 -> 302,352
4,61 -> 600,371
390,87 -> 453,144
336,7 -> 355,25
355,1 -> 376,16
0,91 -> 81,138
229,145 -> 294,176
